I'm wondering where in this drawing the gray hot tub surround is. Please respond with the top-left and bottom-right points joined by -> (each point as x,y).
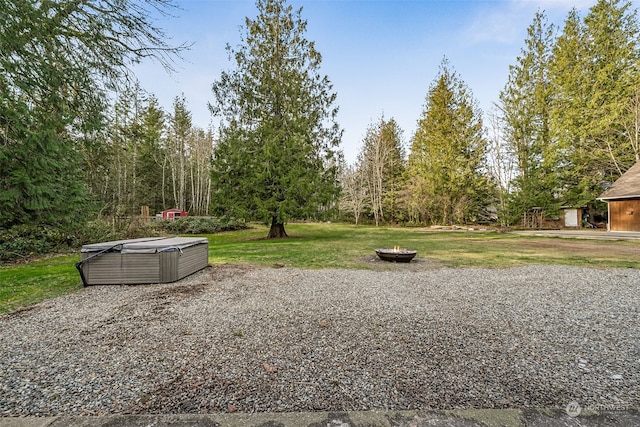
76,237 -> 209,286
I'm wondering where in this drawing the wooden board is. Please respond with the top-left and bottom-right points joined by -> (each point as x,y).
608,199 -> 640,232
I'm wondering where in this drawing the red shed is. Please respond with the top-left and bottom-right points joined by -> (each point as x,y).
160,208 -> 188,221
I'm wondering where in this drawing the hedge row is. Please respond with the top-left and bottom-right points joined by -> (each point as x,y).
0,216 -> 248,262
157,216 -> 248,234
0,221 -> 120,262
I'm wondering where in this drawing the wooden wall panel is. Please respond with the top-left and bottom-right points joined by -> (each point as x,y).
609,199 -> 640,232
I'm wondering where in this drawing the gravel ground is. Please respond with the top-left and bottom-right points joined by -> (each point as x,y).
1,264 -> 639,416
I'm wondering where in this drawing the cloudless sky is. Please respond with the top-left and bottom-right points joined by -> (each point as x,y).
133,0 -> 639,164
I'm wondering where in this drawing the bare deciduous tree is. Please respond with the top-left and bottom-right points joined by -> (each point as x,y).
339,163 -> 368,225
358,115 -> 405,226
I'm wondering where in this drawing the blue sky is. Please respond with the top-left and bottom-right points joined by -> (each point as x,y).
133,0 -> 635,164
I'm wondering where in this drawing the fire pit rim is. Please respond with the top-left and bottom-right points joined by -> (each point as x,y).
375,248 -> 417,263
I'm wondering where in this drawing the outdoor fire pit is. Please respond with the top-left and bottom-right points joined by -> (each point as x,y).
375,246 -> 417,263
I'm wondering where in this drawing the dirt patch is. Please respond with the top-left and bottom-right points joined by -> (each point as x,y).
208,263 -> 256,282
502,237 -> 640,257
150,283 -> 208,300
2,304 -> 43,320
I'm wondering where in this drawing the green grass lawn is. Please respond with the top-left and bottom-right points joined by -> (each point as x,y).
205,222 -> 640,269
0,255 -> 81,314
2,222 -> 639,314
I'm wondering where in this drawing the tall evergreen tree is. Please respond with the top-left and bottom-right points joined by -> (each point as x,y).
407,59 -> 490,225
499,11 -> 556,223
209,0 -> 342,238
167,95 -> 192,212
137,96 -> 167,214
380,118 -> 406,223
550,0 -> 640,205
584,0 -> 640,173
548,8 -> 590,205
112,83 -> 146,216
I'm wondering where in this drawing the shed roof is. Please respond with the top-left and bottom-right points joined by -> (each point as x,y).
598,161 -> 640,200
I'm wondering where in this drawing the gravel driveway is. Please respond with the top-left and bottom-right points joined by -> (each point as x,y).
1,264 -> 638,416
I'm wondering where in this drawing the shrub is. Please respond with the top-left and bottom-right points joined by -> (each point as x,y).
157,216 -> 248,234
0,216 -> 248,263
0,220 -> 126,263
75,219 -> 124,244
0,225 -> 59,261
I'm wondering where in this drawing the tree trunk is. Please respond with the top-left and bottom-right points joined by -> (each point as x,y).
267,216 -> 288,239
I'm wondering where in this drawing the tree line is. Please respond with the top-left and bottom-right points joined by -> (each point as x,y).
0,0 -> 188,231
342,59 -> 491,226
83,86 -> 214,218
343,0 -> 640,227
2,0 -> 639,246
494,0 -> 640,226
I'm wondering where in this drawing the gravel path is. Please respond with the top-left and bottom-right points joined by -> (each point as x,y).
1,264 -> 638,416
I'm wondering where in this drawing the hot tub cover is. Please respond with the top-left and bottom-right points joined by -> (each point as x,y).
81,237 -> 208,254
76,236 -> 209,286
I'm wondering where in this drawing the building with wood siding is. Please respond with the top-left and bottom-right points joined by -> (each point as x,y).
598,162 -> 640,232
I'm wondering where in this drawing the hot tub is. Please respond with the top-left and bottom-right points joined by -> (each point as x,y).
76,237 -> 209,286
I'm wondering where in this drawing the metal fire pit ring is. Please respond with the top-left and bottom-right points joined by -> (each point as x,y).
375,248 -> 417,263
